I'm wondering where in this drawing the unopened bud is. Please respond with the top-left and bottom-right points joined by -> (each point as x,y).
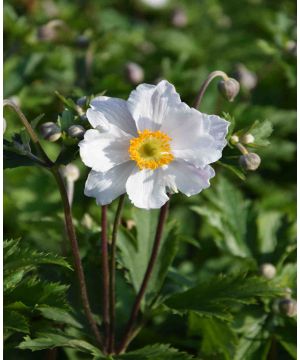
37,19 -> 68,42
239,153 -> 261,171
279,299 -> 297,317
171,8 -> 188,28
67,125 -> 85,139
125,62 -> 144,85
259,263 -> 276,279
218,78 -> 240,102
126,219 -> 136,230
230,135 -> 239,144
62,164 -> 80,182
285,40 -> 296,57
240,133 -> 255,144
234,64 -> 257,91
40,122 -> 61,142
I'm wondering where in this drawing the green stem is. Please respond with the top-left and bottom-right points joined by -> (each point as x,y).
101,205 -> 110,352
116,201 -> 170,354
52,167 -> 103,348
108,195 -> 126,353
193,70 -> 229,109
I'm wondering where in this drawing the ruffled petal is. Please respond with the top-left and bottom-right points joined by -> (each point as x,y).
127,80 -> 181,131
88,96 -> 137,136
79,129 -> 131,172
84,162 -> 135,205
164,160 -> 215,196
126,168 -> 169,209
170,111 -> 229,167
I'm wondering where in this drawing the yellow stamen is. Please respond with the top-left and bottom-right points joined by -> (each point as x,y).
129,129 -> 174,170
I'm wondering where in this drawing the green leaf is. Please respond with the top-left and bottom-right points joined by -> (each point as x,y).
18,332 -> 104,357
164,274 -> 282,321
233,310 -> 270,360
30,113 -> 45,129
118,343 -> 195,359
36,306 -> 83,328
257,211 -> 282,254
189,313 -> 237,360
250,120 -> 273,147
216,161 -> 246,181
192,177 -> 251,258
4,310 -> 30,334
55,91 -> 78,112
4,139 -> 41,169
58,109 -> 74,132
117,209 -> 179,304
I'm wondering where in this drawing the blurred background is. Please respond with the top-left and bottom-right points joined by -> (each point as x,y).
4,0 -> 296,359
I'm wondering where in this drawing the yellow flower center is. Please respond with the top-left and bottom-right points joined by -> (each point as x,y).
129,129 -> 174,170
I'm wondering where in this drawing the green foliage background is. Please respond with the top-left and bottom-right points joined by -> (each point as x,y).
4,0 -> 296,359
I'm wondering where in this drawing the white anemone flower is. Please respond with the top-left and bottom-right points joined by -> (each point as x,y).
79,80 -> 229,209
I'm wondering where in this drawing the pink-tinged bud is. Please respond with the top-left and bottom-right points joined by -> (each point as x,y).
3,118 -> 7,134
279,299 -> 297,317
240,133 -> 255,144
259,263 -> 276,279
171,8 -> 188,28
67,125 -> 85,139
234,64 -> 257,91
40,122 -> 61,142
239,153 -> 261,171
218,78 -> 240,102
125,62 -> 144,85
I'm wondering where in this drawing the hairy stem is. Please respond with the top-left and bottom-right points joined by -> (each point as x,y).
52,167 -> 103,348
101,205 -> 110,351
108,195 -> 126,353
117,201 -> 170,354
193,70 -> 229,109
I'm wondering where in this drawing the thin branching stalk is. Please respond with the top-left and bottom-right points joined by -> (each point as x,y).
108,194 -> 126,353
101,205 -> 110,351
3,101 -> 103,349
117,201 -> 170,354
193,70 -> 229,109
52,168 -> 103,347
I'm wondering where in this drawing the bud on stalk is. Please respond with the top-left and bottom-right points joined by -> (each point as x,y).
40,122 -> 61,142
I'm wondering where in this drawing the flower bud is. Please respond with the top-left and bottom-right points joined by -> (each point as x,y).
218,78 -> 240,102
125,62 -> 144,85
61,164 -> 80,182
140,0 -> 168,8
239,153 -> 261,171
171,8 -> 188,28
279,299 -> 297,317
40,122 -> 61,142
230,135 -> 239,144
233,64 -> 257,91
67,125 -> 85,139
259,263 -> 276,279
240,133 -> 255,144
37,19 -> 68,42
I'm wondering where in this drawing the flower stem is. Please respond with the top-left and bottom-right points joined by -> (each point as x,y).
3,99 -> 52,166
116,201 -> 170,354
3,100 -> 103,349
51,167 -> 103,348
193,70 -> 229,109
108,195 -> 126,353
101,205 -> 110,351
235,142 -> 249,155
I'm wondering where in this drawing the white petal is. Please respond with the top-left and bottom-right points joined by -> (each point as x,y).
85,162 -> 135,205
127,80 -> 181,131
170,112 -> 229,167
126,168 -> 169,209
164,160 -> 215,196
88,96 -> 137,136
79,129 -> 131,172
